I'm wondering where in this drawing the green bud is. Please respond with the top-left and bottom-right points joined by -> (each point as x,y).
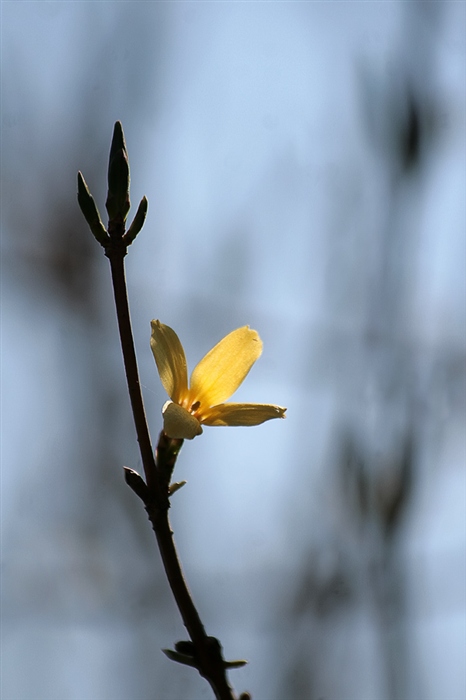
77,172 -> 109,246
168,480 -> 187,496
224,659 -> 248,669
106,121 -> 130,222
124,196 -> 148,245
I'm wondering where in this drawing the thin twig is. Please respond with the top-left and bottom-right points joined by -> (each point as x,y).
107,248 -> 160,496
108,246 -> 236,700
78,123 -> 242,700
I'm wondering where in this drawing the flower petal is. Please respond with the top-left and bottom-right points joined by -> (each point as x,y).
162,401 -> 203,440
201,402 -> 286,426
150,320 -> 188,403
189,327 -> 263,407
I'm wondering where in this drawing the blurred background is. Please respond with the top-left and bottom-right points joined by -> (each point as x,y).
2,2 -> 465,699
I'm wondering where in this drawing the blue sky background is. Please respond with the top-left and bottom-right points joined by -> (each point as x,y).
2,2 -> 465,699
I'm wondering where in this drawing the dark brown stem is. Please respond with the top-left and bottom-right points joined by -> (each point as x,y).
105,242 -> 237,700
149,502 -> 237,700
78,122 -> 245,698
106,246 -> 159,497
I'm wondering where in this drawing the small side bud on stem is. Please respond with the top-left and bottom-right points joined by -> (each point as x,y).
168,480 -> 187,496
123,467 -> 150,502
77,172 -> 109,246
164,639 -> 247,671
124,196 -> 148,245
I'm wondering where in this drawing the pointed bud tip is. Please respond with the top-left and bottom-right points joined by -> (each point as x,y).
77,171 -> 88,191
124,196 -> 148,245
111,121 -> 126,151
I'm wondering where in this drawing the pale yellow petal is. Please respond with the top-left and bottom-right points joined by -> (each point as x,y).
162,401 -> 203,440
189,327 -> 263,407
201,402 -> 286,427
150,320 -> 188,403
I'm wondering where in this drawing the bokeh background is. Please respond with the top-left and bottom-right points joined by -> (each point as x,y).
2,2 -> 465,699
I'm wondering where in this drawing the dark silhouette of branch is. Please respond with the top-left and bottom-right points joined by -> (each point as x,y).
78,122 -> 247,700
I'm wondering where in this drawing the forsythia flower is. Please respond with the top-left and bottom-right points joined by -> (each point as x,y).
150,320 -> 286,440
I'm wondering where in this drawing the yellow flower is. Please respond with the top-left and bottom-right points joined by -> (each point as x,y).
150,320 -> 286,440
